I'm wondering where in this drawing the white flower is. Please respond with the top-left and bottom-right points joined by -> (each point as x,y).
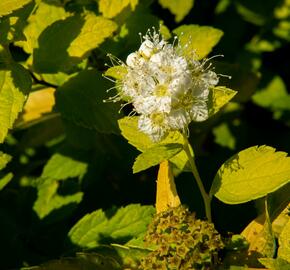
106,28 -> 220,142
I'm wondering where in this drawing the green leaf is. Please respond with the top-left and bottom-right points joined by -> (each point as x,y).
33,179 -> 83,219
0,173 -> 13,191
56,70 -> 120,134
0,2 -> 34,44
278,219 -> 290,263
118,116 -> 192,173
252,75 -> 290,112
68,204 -> 155,248
0,151 -> 12,170
133,143 -> 183,173
158,0 -> 194,22
41,153 -> 88,181
210,145 -> 290,204
213,123 -> 236,150
259,258 -> 290,270
33,13 -> 117,73
173,24 -> 223,60
104,66 -> 127,81
16,1 -> 69,53
0,62 -> 32,142
0,0 -> 32,17
208,86 -> 237,117
99,0 -> 138,18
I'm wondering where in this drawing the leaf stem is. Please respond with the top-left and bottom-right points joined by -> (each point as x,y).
182,133 -> 212,222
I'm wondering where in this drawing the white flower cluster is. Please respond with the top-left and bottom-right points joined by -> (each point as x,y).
108,29 -> 219,142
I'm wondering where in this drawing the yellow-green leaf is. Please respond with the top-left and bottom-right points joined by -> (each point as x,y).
104,65 -> 127,81
0,64 -> 32,143
0,173 -> 13,191
210,145 -> 290,204
133,143 -> 183,173
118,116 -> 192,173
278,219 -> 290,263
33,179 -> 83,219
68,13 -> 117,58
33,13 -> 117,73
173,24 -> 223,60
0,151 -> 12,170
158,0 -> 194,22
99,0 -> 138,18
208,86 -> 237,117
16,1 -> 69,53
0,0 -> 32,17
259,258 -> 290,270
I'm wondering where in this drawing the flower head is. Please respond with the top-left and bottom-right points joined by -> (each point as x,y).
106,28 -> 220,142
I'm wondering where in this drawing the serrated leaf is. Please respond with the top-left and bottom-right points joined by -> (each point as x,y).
156,160 -> 181,213
41,153 -> 88,181
133,143 -> 183,173
208,86 -> 237,117
259,258 -> 290,270
210,145 -> 290,204
104,66 -> 127,81
99,0 -> 138,18
158,0 -> 194,22
67,13 -> 117,58
0,0 -> 32,17
173,24 -> 223,60
16,1 -> 69,53
0,63 -> 32,142
33,13 -> 117,73
56,70 -> 120,134
118,116 -> 192,173
33,179 -> 83,219
278,219 -> 290,263
68,204 -> 155,248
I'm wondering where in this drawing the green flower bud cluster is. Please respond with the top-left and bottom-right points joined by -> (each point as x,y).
138,206 -> 224,270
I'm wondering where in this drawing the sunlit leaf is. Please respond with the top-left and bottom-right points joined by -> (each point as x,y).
208,86 -> 237,117
0,151 -> 12,170
252,75 -> 290,112
133,143 -> 183,173
67,13 -> 117,58
158,0 -> 194,22
0,173 -> 13,191
16,1 -> 69,53
99,0 -> 138,18
278,219 -> 290,263
33,13 -> 117,73
0,61 -> 32,142
259,258 -> 290,270
33,179 -> 83,219
210,145 -> 290,204
118,116 -> 192,173
22,87 -> 55,123
0,0 -> 32,17
68,204 -> 155,248
0,1 -> 34,44
104,66 -> 127,81
41,152 -> 88,181
173,24 -> 223,60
